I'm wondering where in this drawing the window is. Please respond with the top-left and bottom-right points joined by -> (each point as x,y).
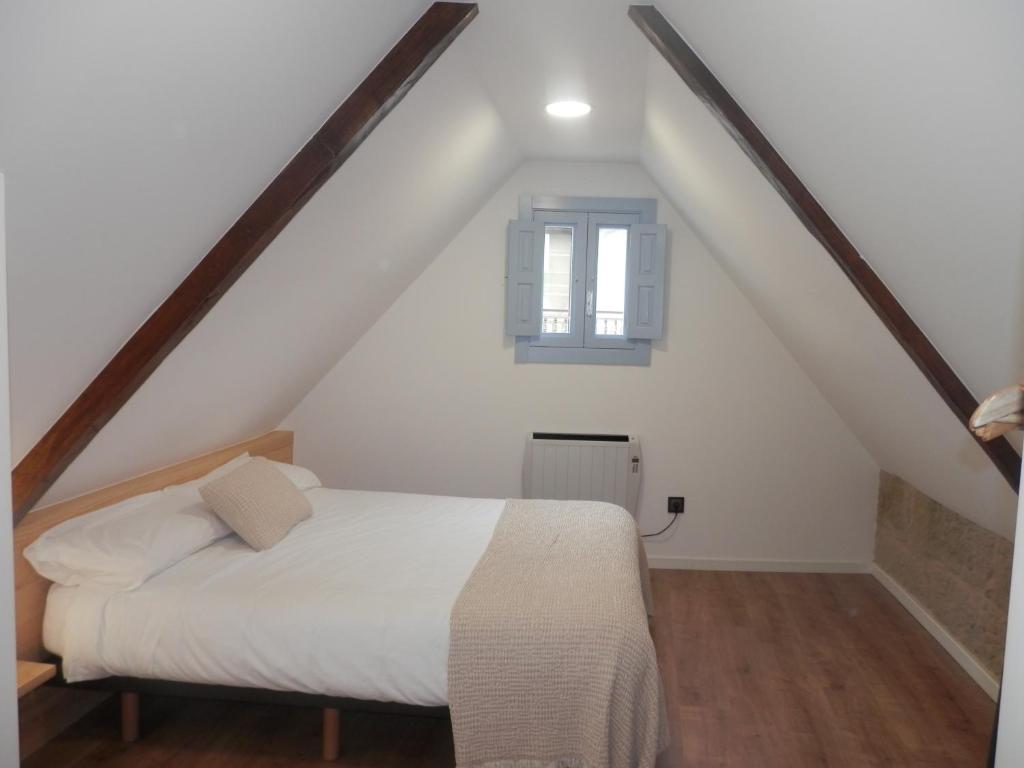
542,226 -> 574,334
505,196 -> 667,365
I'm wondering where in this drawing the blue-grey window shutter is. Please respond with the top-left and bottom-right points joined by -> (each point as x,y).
625,223 -> 666,340
505,219 -> 544,336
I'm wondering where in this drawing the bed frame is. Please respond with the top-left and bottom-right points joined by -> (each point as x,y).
13,430 -> 439,760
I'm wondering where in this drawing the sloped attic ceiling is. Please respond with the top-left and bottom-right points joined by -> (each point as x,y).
1,1 -> 1019,535
643,56 -> 1019,537
0,0 -> 520,502
0,0 -> 434,458
653,0 -> 1024,406
463,0 -> 649,160
642,0 -> 1023,536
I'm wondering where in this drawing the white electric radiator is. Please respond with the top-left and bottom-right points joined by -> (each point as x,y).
522,433 -> 642,517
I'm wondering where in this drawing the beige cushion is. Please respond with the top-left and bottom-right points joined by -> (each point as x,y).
200,457 -> 312,550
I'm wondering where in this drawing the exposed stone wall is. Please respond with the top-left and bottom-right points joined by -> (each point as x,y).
875,471 -> 1012,676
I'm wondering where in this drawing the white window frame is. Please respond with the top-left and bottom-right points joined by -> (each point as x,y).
514,195 -> 659,366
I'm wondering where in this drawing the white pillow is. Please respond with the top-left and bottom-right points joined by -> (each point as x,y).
163,453 -> 252,494
24,490 -> 231,590
267,460 -> 321,492
25,454 -> 322,590
163,454 -> 320,494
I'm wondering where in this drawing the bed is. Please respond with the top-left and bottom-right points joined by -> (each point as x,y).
14,431 -> 667,767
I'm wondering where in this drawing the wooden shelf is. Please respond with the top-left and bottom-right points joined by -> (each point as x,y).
17,660 -> 56,697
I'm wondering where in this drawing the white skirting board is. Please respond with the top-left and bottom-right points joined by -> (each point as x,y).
646,556 -> 870,573
871,564 -> 1000,700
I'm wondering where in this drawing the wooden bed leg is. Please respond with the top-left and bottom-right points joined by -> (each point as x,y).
121,692 -> 139,743
322,707 -> 340,761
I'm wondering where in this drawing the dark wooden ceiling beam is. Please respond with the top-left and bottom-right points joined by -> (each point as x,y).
11,2 -> 479,523
629,4 -> 1020,492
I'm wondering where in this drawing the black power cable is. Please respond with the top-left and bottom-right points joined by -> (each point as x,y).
641,512 -> 681,538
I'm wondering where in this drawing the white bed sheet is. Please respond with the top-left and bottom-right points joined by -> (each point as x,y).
43,488 -> 503,706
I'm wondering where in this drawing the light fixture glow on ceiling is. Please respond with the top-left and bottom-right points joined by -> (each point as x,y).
545,100 -> 591,118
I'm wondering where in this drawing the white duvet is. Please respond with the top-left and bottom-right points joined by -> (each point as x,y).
44,488 -> 503,706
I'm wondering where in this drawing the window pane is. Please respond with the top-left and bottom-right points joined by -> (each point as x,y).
542,226 -> 573,334
595,227 -> 627,336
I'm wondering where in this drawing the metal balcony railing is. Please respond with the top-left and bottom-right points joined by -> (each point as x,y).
541,310 -> 624,336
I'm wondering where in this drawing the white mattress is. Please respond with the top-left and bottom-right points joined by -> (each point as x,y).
43,488 -> 503,706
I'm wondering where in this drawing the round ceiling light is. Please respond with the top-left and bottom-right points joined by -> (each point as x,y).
545,100 -> 591,118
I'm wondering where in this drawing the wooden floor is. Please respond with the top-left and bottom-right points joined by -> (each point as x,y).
25,571 -> 995,767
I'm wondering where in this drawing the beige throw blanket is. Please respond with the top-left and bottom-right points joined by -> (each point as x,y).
449,499 -> 669,768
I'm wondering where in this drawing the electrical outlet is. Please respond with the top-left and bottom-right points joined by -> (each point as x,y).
667,496 -> 685,516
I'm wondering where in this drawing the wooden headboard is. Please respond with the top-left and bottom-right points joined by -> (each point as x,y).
13,430 -> 293,661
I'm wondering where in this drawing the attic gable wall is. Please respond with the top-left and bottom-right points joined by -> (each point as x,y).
283,160 -> 881,567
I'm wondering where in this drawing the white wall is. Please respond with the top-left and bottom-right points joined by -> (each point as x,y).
0,175 -> 20,763
284,161 -> 880,568
642,52 -> 1020,539
996,452 -> 1024,765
